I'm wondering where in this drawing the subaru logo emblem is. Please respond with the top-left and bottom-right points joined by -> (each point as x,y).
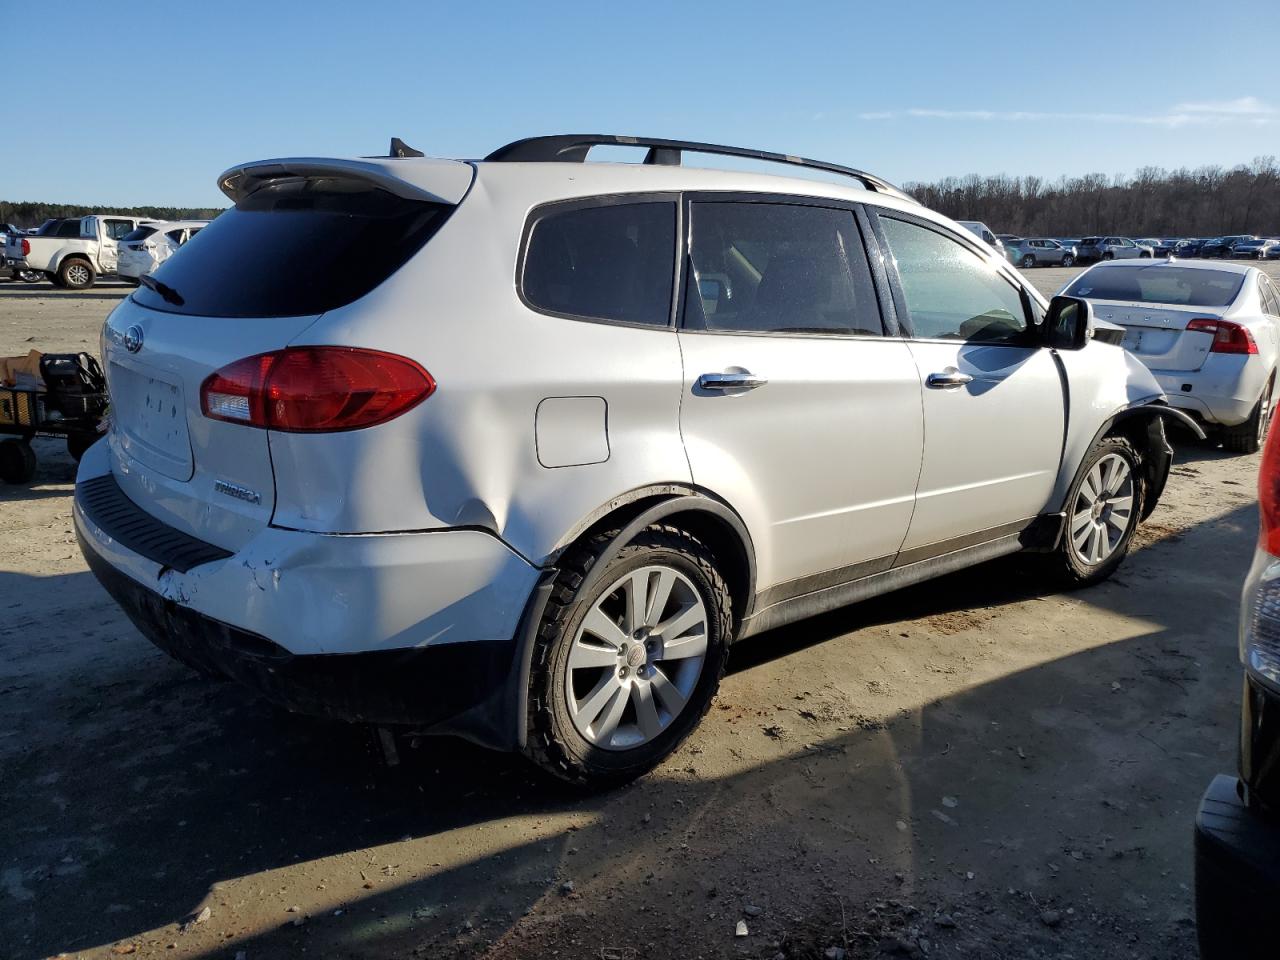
124,325 -> 144,353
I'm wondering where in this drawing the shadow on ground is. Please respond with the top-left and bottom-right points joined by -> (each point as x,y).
1,495 -> 1251,959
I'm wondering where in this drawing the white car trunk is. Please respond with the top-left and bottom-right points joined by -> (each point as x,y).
1093,301 -> 1224,372
102,297 -> 320,552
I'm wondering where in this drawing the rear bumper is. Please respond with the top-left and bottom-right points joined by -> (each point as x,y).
74,443 -> 544,745
1151,356 -> 1265,426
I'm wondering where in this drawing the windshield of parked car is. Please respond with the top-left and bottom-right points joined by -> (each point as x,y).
1067,266 -> 1245,307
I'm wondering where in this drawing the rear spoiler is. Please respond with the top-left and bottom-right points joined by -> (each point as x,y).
216,157 -> 472,206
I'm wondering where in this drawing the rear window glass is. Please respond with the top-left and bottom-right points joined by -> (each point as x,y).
1066,266 -> 1245,307
54,220 -> 82,238
122,226 -> 157,242
521,201 -> 676,326
132,179 -> 451,318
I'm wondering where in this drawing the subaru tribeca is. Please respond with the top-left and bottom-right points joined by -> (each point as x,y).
75,135 -> 1201,786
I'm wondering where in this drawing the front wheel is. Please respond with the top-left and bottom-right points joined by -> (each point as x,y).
0,439 -> 37,484
1021,254 -> 1036,268
1102,251 -> 1115,261
1221,379 -> 1274,455
525,525 -> 731,788
1061,254 -> 1075,267
1051,437 -> 1144,586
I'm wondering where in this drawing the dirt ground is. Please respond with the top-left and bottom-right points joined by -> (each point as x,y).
4,264 -> 1279,960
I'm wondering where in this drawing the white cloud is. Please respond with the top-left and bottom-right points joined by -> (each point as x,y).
861,100 -> 1277,128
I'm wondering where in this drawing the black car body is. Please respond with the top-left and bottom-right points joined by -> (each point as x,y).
1151,238 -> 1181,257
1201,235 -> 1256,259
1174,238 -> 1205,257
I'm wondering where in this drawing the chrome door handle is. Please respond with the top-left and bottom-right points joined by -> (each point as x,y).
926,370 -> 974,389
698,372 -> 769,391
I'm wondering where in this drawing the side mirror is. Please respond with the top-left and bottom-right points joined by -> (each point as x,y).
1044,295 -> 1094,350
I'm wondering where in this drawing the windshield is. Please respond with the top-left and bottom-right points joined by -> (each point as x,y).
1067,266 -> 1245,308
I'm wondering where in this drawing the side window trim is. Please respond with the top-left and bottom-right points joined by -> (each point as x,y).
675,191 -> 889,339
867,207 -> 1037,345
516,192 -> 681,330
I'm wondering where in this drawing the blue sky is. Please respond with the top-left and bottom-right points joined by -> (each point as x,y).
7,0 -> 1278,207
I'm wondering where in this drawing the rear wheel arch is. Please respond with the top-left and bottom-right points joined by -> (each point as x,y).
549,491 -> 756,628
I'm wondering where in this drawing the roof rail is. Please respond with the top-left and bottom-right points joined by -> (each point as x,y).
483,135 -> 916,204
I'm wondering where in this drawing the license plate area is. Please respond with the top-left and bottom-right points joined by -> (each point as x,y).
109,361 -> 194,481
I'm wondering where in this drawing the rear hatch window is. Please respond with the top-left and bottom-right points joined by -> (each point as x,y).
132,178 -> 452,318
121,226 -> 157,243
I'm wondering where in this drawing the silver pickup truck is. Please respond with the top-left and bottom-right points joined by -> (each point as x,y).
4,214 -> 154,288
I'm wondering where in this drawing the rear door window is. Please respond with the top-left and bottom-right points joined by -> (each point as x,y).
880,216 -> 1029,343
683,201 -> 880,336
521,200 -> 676,327
132,179 -> 452,317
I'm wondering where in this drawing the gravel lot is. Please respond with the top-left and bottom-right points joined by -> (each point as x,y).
4,264 -> 1280,960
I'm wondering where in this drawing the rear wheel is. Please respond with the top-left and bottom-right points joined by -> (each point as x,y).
1021,254 -> 1036,268
57,258 -> 95,289
0,439 -> 37,484
16,268 -> 40,283
525,525 -> 731,788
1050,437 -> 1144,586
1102,251 -> 1115,261
1061,254 -> 1075,267
1222,378 -> 1274,455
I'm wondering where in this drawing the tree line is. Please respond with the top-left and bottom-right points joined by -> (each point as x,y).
0,201 -> 224,229
905,157 -> 1280,238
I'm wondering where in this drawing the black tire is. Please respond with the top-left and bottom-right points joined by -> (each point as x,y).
67,433 -> 97,462
17,269 -> 40,283
57,257 -> 96,289
1221,378 -> 1274,455
525,524 -> 731,788
1061,254 -> 1075,267
1139,250 -> 1152,258
1049,436 -> 1144,587
1102,251 -> 1115,261
1021,254 -> 1036,268
47,271 -> 65,288
0,439 -> 37,484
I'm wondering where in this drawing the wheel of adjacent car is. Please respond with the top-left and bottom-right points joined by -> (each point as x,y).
17,269 -> 40,283
1140,250 -> 1152,258
1102,251 -> 1115,260
1021,254 -> 1036,268
0,439 -> 37,484
1061,254 -> 1075,267
525,524 -> 731,787
57,258 -> 95,289
67,433 -> 97,462
1222,378 -> 1274,455
1051,437 -> 1144,586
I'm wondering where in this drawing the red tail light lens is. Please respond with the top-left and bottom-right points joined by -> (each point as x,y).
201,347 -> 434,432
21,238 -> 30,257
1260,421 -> 1280,556
1186,318 -> 1258,354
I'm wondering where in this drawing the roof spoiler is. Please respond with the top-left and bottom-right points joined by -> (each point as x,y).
483,134 -> 916,204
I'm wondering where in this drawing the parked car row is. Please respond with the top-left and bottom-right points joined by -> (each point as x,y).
1,215 -> 209,288
960,226 -> 1280,267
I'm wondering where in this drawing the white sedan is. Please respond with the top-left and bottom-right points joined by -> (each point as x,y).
1062,259 -> 1280,453
116,219 -> 208,283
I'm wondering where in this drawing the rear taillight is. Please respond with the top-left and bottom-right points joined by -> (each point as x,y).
200,346 -> 435,432
1186,318 -> 1258,354
21,238 -> 29,256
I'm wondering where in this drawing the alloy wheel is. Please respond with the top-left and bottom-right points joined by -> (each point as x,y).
565,565 -> 708,751
66,263 -> 89,286
1068,453 -> 1135,566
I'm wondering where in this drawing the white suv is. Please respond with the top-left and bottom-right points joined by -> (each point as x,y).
75,135 -> 1200,786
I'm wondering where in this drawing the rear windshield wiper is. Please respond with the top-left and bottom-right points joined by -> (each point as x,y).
138,274 -> 185,306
